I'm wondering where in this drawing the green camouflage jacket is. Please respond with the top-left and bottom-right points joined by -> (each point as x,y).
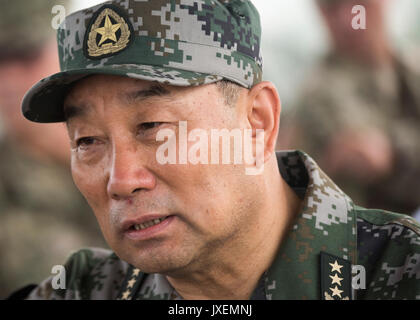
24,150 -> 420,300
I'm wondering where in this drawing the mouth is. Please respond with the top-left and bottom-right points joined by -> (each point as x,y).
130,216 -> 169,231
123,215 -> 175,241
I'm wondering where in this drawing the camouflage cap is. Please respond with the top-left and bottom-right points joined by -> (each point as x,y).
22,0 -> 263,123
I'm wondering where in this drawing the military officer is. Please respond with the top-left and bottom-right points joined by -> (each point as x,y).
9,0 -> 420,300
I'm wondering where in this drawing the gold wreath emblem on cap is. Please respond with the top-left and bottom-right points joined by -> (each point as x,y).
86,7 -> 131,58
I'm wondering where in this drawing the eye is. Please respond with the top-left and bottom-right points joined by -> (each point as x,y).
138,122 -> 164,131
76,137 -> 97,149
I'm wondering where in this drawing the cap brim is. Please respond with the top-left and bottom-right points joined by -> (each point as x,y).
22,64 -> 223,123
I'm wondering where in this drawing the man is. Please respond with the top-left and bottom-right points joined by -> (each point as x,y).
0,0 -> 106,299
278,0 -> 420,215
12,0 -> 420,300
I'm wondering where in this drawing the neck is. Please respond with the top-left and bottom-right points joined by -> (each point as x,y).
166,156 -> 302,300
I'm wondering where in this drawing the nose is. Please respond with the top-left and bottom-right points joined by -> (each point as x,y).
107,143 -> 156,201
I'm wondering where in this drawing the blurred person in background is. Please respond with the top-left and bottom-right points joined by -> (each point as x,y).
0,0 -> 106,298
278,0 -> 420,216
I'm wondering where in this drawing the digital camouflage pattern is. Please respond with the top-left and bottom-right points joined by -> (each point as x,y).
280,52 -> 420,214
22,0 -> 263,123
24,151 -> 420,300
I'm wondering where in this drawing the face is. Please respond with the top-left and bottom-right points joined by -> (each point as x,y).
64,75 -> 262,275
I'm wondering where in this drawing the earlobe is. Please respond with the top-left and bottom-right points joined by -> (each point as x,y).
247,82 -> 281,162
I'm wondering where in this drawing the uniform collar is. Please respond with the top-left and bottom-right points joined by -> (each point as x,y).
265,150 -> 357,299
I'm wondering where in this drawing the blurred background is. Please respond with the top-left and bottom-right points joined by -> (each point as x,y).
1,0 -> 419,298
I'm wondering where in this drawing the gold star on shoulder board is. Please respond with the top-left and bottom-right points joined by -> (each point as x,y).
121,290 -> 130,300
127,278 -> 136,289
329,273 -> 344,286
330,286 -> 344,298
329,260 -> 343,274
95,14 -> 121,46
320,252 -> 352,300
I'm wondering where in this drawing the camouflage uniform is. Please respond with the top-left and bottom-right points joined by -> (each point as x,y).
11,0 -> 420,300
281,52 -> 420,214
24,151 -> 420,300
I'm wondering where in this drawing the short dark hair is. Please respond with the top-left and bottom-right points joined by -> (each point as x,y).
215,80 -> 243,107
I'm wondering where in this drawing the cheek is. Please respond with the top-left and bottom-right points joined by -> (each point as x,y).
71,160 -> 109,221
167,163 -> 239,226
72,161 -> 115,243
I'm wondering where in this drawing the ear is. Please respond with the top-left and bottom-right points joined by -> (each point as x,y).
246,81 -> 281,163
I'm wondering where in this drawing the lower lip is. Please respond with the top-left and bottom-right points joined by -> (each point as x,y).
124,216 -> 175,241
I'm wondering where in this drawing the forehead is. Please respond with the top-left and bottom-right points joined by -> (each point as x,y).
63,74 -> 220,121
66,74 -> 175,101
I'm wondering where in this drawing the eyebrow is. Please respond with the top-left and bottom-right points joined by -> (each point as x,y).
63,103 -> 87,122
126,83 -> 171,103
64,83 -> 171,122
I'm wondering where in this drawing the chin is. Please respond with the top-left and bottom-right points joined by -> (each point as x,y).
110,234 -> 199,274
130,257 -> 187,275
127,248 -> 195,275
